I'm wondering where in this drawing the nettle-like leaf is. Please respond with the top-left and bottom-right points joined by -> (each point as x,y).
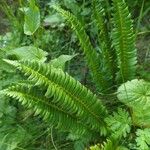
117,79 -> 150,127
24,0 -> 40,35
43,14 -> 64,27
105,108 -> 131,138
49,54 -> 77,70
136,128 -> 150,150
7,46 -> 48,62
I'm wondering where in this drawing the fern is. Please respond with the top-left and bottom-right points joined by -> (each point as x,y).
53,5 -> 111,92
89,140 -> 129,150
92,0 -> 116,82
2,59 -> 108,135
112,0 -> 137,82
117,79 -> 150,127
105,108 -> 131,139
1,84 -> 87,134
100,139 -> 128,150
136,128 -> 150,150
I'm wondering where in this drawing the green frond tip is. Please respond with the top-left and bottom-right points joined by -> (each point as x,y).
112,0 -> 137,82
4,59 -> 108,135
53,5 -> 112,92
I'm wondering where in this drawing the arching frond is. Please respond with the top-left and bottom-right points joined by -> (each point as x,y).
112,0 -> 137,82
3,59 -> 108,135
53,5 -> 110,92
1,84 -> 87,134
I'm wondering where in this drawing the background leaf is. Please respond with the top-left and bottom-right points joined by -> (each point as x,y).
49,54 -> 77,70
7,46 -> 48,62
24,0 -> 40,35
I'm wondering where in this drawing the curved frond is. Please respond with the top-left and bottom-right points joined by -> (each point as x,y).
53,5 -> 110,92
112,0 -> 137,82
1,84 -> 86,134
3,59 -> 108,135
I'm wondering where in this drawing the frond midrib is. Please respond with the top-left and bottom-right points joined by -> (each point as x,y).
20,63 -> 106,126
3,87 -> 91,132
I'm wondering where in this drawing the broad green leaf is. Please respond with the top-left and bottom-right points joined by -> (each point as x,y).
24,0 -> 40,35
44,14 -> 64,27
7,46 -> 48,62
49,54 -> 77,70
117,79 -> 150,127
63,0 -> 81,15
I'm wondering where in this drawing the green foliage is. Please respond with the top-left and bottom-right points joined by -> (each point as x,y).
44,14 -> 64,28
53,0 -> 137,92
0,0 -> 149,149
7,46 -> 48,62
49,54 -> 77,70
2,59 -> 107,135
53,5 -> 109,92
92,0 -> 116,82
117,79 -> 150,127
112,0 -> 137,82
105,108 -> 131,138
24,0 -> 40,35
136,128 -> 150,150
89,140 -> 129,150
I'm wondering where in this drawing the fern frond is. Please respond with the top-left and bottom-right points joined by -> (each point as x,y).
92,0 -> 116,82
136,128 -> 150,150
101,139 -> 117,150
112,0 -> 137,82
101,139 -> 129,150
1,84 -> 87,134
89,140 -> 128,150
53,5 -> 110,92
105,108 -> 131,139
3,59 -> 108,135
